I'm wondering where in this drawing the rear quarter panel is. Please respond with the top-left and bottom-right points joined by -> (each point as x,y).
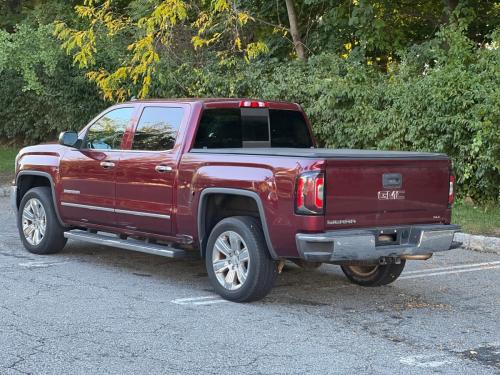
177,153 -> 325,257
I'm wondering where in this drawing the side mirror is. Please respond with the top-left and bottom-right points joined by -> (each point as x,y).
58,131 -> 79,148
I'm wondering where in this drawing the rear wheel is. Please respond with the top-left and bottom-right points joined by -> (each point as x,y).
17,187 -> 67,255
341,261 -> 405,286
205,216 -> 277,302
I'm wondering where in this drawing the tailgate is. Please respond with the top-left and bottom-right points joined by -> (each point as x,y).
325,158 -> 450,229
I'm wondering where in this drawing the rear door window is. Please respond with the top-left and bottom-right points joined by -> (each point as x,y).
193,108 -> 312,149
132,107 -> 184,151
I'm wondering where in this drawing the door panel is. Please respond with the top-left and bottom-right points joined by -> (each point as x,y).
59,150 -> 117,225
59,106 -> 136,225
115,152 -> 175,235
114,106 -> 185,236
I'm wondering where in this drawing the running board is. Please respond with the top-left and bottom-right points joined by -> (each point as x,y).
64,229 -> 185,258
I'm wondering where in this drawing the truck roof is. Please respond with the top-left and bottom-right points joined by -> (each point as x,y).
122,98 -> 301,110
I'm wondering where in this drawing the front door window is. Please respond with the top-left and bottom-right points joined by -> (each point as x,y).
85,107 -> 135,150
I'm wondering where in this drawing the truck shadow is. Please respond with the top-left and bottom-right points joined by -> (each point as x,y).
58,240 -> 446,312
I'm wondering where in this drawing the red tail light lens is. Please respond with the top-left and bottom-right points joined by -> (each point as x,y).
295,172 -> 325,215
448,174 -> 455,206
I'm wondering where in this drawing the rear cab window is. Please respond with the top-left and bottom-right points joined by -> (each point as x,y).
193,107 -> 313,149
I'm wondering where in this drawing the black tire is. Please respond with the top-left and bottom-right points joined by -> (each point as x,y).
341,261 -> 406,287
205,216 -> 277,302
17,187 -> 67,255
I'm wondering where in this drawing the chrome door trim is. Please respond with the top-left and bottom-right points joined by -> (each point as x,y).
61,202 -> 170,219
115,208 -> 170,219
63,189 -> 80,195
61,202 -> 114,212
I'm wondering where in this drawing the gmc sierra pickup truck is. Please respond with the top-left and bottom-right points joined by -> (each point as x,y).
12,98 -> 461,301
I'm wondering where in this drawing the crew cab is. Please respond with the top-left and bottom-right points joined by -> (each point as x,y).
11,99 -> 460,301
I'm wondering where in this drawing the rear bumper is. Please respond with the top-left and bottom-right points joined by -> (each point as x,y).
296,224 -> 461,262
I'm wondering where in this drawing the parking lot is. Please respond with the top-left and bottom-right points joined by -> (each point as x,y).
1,195 -> 499,374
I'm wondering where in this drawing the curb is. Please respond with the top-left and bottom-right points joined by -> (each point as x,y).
1,184 -> 498,254
454,233 -> 500,255
0,185 -> 9,198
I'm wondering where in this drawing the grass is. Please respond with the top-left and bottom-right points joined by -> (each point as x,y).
0,146 -> 18,182
452,202 -> 500,236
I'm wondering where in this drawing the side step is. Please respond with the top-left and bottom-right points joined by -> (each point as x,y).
64,229 -> 185,258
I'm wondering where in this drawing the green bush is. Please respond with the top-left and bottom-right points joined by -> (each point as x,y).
0,21 -> 498,203
241,27 -> 499,203
0,24 -> 106,144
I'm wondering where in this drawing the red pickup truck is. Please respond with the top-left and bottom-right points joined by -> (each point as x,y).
12,99 -> 460,301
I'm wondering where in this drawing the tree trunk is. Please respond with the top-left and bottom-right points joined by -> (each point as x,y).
7,0 -> 22,11
444,0 -> 459,23
284,0 -> 306,61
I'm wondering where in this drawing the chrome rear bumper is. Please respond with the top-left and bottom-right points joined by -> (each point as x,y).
296,224 -> 461,262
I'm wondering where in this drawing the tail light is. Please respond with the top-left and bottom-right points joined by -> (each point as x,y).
448,174 -> 455,206
295,172 -> 324,215
239,100 -> 269,108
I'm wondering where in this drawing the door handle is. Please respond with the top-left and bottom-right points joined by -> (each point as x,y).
155,165 -> 172,173
100,161 -> 115,169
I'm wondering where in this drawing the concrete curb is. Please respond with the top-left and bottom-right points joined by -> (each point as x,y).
454,232 -> 500,255
0,185 -> 9,198
1,184 -> 498,253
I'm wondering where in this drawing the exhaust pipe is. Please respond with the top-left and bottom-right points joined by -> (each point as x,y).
400,254 -> 433,260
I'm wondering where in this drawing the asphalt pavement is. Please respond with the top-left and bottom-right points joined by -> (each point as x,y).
0,195 -> 499,374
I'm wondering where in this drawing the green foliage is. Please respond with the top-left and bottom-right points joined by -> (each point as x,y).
0,146 -> 18,177
0,24 -> 59,93
0,22 -> 106,143
0,0 -> 498,203
247,27 -> 500,202
168,24 -> 499,202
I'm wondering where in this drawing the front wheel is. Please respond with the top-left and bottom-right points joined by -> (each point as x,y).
205,216 -> 277,302
17,187 -> 67,255
341,261 -> 406,287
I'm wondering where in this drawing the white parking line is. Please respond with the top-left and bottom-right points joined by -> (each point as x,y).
404,261 -> 500,275
171,295 -> 228,305
192,299 -> 229,305
173,261 -> 500,306
399,354 -> 454,368
18,261 -> 68,269
399,264 -> 500,280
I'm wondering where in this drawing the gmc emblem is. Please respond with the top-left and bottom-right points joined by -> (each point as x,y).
378,190 -> 405,200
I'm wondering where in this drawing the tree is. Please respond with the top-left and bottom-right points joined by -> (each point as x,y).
285,0 -> 306,60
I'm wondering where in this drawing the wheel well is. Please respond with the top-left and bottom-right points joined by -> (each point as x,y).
200,193 -> 260,257
16,175 -> 51,208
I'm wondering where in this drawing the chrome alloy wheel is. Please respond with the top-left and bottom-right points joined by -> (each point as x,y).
22,198 -> 47,246
212,231 -> 250,291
